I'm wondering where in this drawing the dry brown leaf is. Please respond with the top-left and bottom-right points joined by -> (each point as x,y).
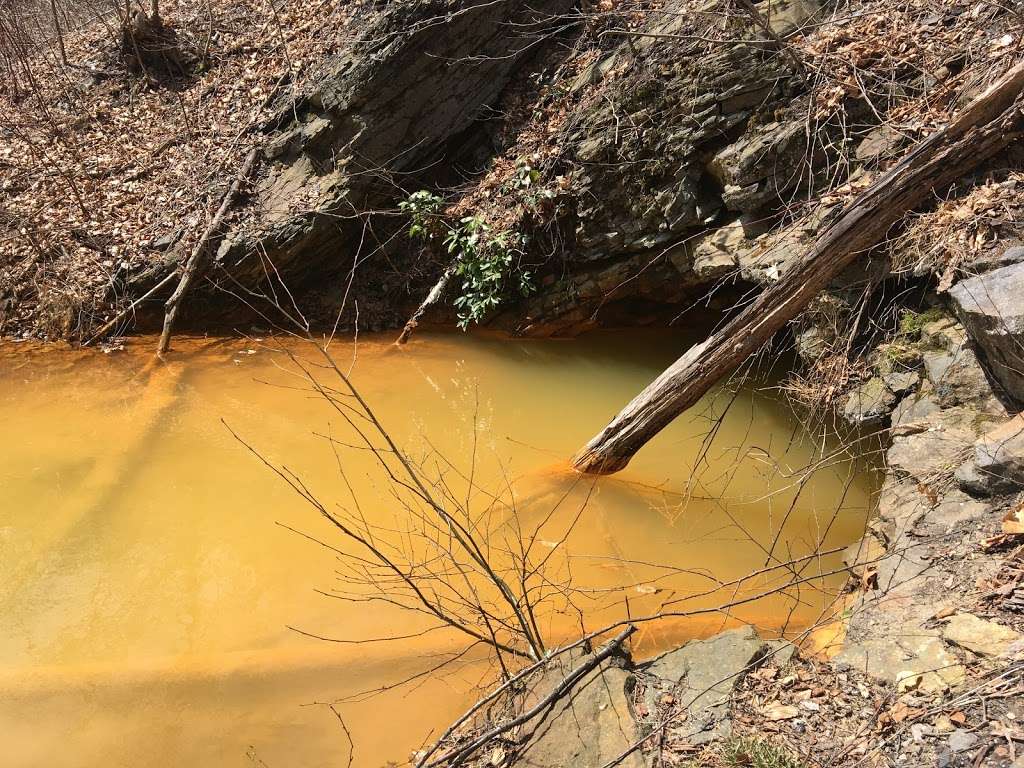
763,703 -> 800,721
1003,506 -> 1024,535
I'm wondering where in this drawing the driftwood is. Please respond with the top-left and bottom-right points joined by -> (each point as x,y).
157,148 -> 259,355
395,263 -> 456,345
572,62 -> 1024,475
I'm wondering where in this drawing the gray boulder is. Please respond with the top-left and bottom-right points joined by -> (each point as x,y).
956,414 -> 1024,495
949,262 -> 1024,403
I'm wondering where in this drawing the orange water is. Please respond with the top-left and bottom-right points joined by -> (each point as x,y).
0,330 -> 876,767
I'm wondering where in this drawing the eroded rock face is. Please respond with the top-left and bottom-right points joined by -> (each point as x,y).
219,0 -> 571,288
949,262 -> 1024,403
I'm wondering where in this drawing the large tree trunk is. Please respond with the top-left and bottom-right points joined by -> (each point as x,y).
572,62 -> 1024,475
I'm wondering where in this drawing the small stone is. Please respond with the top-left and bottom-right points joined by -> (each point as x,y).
856,124 -> 905,162
896,670 -> 921,692
883,370 -> 920,396
842,377 -> 896,427
910,723 -> 932,742
947,729 -> 978,753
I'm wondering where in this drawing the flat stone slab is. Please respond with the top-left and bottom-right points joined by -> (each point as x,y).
942,613 -> 1024,658
518,655 -> 643,768
887,404 -> 988,481
835,632 -> 966,693
639,626 -> 768,746
923,490 -> 990,534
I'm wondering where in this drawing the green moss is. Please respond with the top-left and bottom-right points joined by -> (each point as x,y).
885,342 -> 924,369
897,307 -> 946,339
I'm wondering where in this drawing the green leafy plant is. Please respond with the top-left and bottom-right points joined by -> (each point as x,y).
398,190 -> 444,240
402,193 -> 534,329
504,160 -> 555,210
512,161 -> 541,190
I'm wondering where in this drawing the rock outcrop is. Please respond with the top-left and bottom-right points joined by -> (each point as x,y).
949,261 -> 1024,403
217,0 -> 571,289
956,413 -> 1024,496
210,0 -> 845,335
508,0 -> 834,334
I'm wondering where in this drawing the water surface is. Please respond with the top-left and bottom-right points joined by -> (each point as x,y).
0,330 -> 875,767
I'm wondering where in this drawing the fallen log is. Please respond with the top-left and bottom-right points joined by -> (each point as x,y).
572,62 -> 1024,475
157,147 -> 259,355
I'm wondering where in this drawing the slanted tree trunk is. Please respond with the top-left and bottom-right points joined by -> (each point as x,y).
395,263 -> 456,345
572,62 -> 1024,475
158,148 -> 259,355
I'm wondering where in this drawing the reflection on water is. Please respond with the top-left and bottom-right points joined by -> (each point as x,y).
0,330 -> 877,767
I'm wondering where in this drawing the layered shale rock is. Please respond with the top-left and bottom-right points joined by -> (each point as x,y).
215,0 -> 571,291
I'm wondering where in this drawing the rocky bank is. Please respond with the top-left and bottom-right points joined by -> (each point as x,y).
5,1 -> 1024,765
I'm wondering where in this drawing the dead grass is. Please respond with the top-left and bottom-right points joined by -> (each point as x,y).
891,172 -> 1024,287
712,737 -> 809,768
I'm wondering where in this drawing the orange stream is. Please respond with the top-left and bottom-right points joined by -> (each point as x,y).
0,330 -> 876,767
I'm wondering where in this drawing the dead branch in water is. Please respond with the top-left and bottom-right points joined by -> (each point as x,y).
84,269 -> 177,344
424,625 -> 637,768
395,262 -> 456,345
572,61 -> 1024,475
157,147 -> 259,355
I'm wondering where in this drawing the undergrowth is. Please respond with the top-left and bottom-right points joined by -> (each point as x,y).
400,190 -> 535,328
680,736 -> 808,768
896,307 -> 946,339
